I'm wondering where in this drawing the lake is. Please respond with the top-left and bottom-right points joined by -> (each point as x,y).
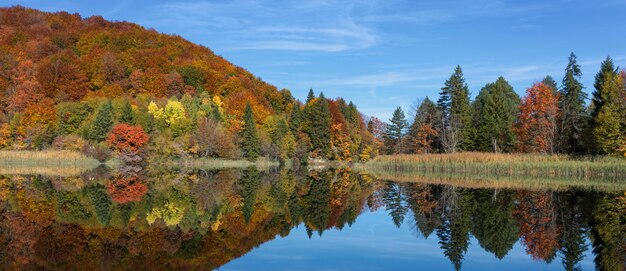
0,166 -> 623,270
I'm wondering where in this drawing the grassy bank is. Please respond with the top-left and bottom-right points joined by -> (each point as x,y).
0,150 -> 105,176
359,153 -> 626,191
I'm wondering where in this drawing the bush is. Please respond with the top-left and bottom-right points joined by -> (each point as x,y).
52,135 -> 87,151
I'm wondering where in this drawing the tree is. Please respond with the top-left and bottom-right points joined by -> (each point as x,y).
542,75 -> 559,94
558,53 -> 588,153
306,88 -> 315,104
301,93 -> 331,157
240,102 -> 261,161
592,74 -> 624,155
438,66 -> 472,153
591,56 -> 619,120
119,99 -> 135,124
106,123 -> 149,153
382,182 -> 408,228
88,100 -> 113,142
408,98 -> 441,153
383,106 -> 408,154
515,83 -> 559,153
472,77 -> 520,152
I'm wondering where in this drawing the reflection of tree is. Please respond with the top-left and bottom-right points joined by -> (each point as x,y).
405,183 -> 443,238
436,187 -> 474,271
590,193 -> 626,271
106,176 -> 148,204
514,191 -> 560,263
85,184 -> 112,225
302,171 -> 331,236
472,189 -> 518,259
382,182 -> 408,228
238,167 -> 260,224
557,191 -> 587,271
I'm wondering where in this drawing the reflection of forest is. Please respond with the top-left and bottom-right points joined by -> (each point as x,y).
0,168 -> 624,271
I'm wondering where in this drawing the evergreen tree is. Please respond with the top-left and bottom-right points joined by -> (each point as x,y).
86,184 -> 112,226
240,102 -> 261,161
558,53 -> 588,153
438,66 -> 472,153
302,93 -> 331,157
382,182 -> 408,228
306,88 -> 315,104
542,75 -> 559,95
383,106 -> 408,154
472,77 -> 520,152
472,190 -> 518,259
88,100 -> 113,142
592,73 -> 624,155
119,99 -> 135,124
289,103 -> 302,133
591,56 -> 619,120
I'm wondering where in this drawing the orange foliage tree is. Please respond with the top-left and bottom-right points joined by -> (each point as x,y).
514,191 -> 560,262
106,176 -> 148,204
106,123 -> 149,153
514,83 -> 559,153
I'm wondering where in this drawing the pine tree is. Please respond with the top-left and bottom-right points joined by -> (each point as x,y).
558,53 -> 588,153
472,77 -> 519,152
302,93 -> 331,157
306,88 -> 315,104
438,66 -> 472,153
289,103 -> 302,133
240,102 -> 261,161
591,56 -> 619,119
119,99 -> 135,124
88,100 -> 113,142
542,75 -> 559,94
593,73 -> 624,155
384,106 -> 408,154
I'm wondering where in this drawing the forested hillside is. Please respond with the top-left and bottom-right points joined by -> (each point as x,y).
0,6 -> 379,162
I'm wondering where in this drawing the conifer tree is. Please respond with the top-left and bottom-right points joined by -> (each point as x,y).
472,77 -> 519,152
306,88 -> 315,104
542,75 -> 559,94
289,103 -> 302,133
558,53 -> 588,153
438,66 -> 472,152
302,93 -> 331,157
591,56 -> 618,119
408,98 -> 441,153
384,106 -> 408,154
119,99 -> 135,124
593,73 -> 624,155
240,102 -> 260,161
88,100 -> 113,142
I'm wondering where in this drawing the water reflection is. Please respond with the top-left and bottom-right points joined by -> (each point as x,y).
0,167 -> 624,270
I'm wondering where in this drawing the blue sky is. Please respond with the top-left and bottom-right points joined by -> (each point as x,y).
6,0 -> 626,120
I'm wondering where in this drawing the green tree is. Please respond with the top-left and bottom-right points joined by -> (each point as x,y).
472,189 -> 518,259
592,56 -> 619,120
302,93 -> 331,157
88,100 -> 113,142
542,75 -> 559,94
289,103 -> 302,133
306,88 -> 315,104
119,99 -> 135,124
239,167 -> 261,224
592,73 -> 624,155
558,53 -> 588,153
382,182 -> 408,228
438,66 -> 472,153
383,106 -> 408,154
472,77 -> 520,152
86,184 -> 112,226
240,102 -> 261,161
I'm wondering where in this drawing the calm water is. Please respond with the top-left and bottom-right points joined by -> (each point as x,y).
0,167 -> 624,270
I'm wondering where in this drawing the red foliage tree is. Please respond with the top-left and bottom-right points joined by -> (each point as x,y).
106,176 -> 148,204
514,83 -> 559,153
106,123 -> 149,153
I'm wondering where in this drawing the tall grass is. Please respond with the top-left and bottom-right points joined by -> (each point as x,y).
364,153 -> 626,179
0,150 -> 102,176
359,152 -> 626,191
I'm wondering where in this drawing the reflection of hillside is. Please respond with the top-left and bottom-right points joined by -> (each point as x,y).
0,168 -> 380,270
